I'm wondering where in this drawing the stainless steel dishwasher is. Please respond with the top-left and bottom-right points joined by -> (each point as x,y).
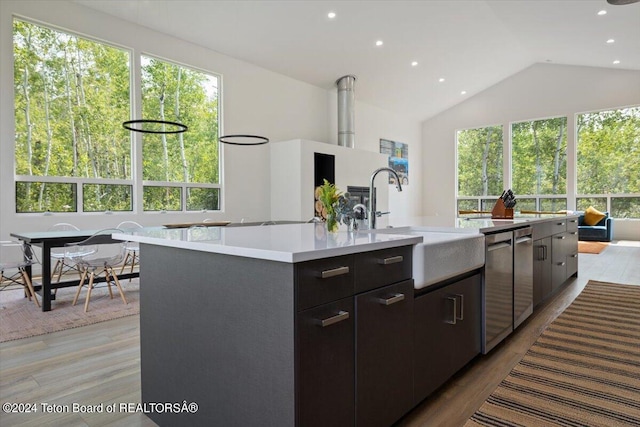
513,226 -> 533,329
483,230 -> 513,354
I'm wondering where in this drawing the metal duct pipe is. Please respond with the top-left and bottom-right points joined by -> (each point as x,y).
337,75 -> 356,148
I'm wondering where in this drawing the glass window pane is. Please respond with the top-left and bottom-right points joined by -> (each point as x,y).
13,19 -> 131,180
456,126 -> 503,197
481,198 -> 499,212
143,186 -> 182,211
457,199 -> 480,213
611,197 -> 640,219
577,107 -> 640,195
82,184 -> 132,212
576,197 -> 607,212
141,56 -> 220,187
512,117 -> 567,196
539,198 -> 567,213
15,182 -> 77,213
514,198 -> 536,212
187,188 -> 220,211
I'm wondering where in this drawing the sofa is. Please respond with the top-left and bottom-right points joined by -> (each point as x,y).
576,211 -> 614,242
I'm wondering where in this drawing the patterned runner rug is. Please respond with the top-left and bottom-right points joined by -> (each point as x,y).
465,280 -> 640,427
0,278 -> 139,343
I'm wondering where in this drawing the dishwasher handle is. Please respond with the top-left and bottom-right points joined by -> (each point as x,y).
487,241 -> 511,252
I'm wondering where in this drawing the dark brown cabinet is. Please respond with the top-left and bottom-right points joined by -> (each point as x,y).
297,297 -> 355,427
356,280 -> 414,427
413,273 -> 481,403
295,247 -> 413,427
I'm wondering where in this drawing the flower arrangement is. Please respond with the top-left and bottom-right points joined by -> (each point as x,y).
315,179 -> 353,233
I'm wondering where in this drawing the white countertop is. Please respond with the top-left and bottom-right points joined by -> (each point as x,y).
113,223 -> 422,263
377,213 -> 577,234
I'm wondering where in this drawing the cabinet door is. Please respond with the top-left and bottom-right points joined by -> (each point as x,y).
566,229 -> 579,279
413,273 -> 481,403
533,237 -> 552,307
356,280 -> 413,427
297,297 -> 354,427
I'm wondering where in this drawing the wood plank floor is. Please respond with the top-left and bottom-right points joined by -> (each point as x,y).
1,241 -> 638,427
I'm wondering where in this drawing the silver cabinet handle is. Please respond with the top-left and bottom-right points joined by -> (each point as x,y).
571,254 -> 578,258
455,294 -> 464,321
320,266 -> 350,279
488,242 -> 511,252
379,255 -> 404,265
445,296 -> 457,325
516,236 -> 532,244
570,231 -> 578,235
556,235 -> 566,240
317,311 -> 350,327
557,261 -> 566,266
378,293 -> 405,306
557,222 -> 565,226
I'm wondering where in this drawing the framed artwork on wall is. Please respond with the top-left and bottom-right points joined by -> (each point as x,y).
380,138 -> 409,185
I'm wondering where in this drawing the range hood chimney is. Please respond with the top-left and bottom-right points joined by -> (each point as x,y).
336,75 -> 356,148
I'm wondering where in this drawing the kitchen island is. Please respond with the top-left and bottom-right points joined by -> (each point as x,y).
114,214 -> 577,427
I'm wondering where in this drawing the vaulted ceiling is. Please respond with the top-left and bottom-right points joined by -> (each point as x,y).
75,0 -> 640,121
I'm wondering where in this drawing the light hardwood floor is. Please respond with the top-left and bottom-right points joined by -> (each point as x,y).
1,241 -> 638,427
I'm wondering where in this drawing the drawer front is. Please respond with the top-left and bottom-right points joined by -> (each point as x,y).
355,246 -> 412,293
551,219 -> 567,235
296,255 -> 355,311
566,216 -> 579,232
532,221 -> 554,240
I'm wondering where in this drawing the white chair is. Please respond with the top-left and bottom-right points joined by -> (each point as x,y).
116,221 -> 143,280
65,229 -> 127,313
0,241 -> 40,307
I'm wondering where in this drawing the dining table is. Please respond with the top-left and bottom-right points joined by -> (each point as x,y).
10,228 -> 139,312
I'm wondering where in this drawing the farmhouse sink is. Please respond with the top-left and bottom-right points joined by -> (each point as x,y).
374,227 -> 485,289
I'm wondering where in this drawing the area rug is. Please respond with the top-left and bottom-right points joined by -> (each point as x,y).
465,280 -> 640,427
578,241 -> 609,254
0,278 -> 139,343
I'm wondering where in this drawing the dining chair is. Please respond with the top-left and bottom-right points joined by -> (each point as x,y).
0,240 -> 40,307
116,221 -> 143,280
65,228 -> 127,313
49,223 -> 86,283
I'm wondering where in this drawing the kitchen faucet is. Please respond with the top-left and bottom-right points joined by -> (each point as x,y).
368,167 -> 402,229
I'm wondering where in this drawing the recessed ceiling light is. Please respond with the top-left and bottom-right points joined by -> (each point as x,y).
597,10 -> 607,15
438,78 -> 445,83
613,60 -> 621,64
411,61 -> 418,67
327,12 -> 336,19
606,38 -> 615,44
461,91 -> 467,95
375,40 -> 383,47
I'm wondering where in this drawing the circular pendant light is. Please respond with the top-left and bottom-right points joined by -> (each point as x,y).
123,119 -> 188,134
219,134 -> 269,146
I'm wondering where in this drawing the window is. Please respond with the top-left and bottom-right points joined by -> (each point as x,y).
512,117 -> 567,212
141,56 -> 220,211
13,19 -> 131,213
456,125 -> 503,212
13,19 -> 221,214
577,106 -> 640,218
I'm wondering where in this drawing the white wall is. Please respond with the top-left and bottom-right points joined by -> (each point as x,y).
0,0 -> 422,240
421,63 -> 640,240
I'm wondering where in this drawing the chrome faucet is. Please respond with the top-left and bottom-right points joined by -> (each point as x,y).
368,167 -> 402,229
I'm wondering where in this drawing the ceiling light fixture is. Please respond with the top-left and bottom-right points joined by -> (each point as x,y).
327,11 -> 336,19
606,38 -> 615,43
411,61 -> 418,67
438,78 -> 445,83
607,0 -> 640,5
461,91 -> 467,95
123,119 -> 187,134
375,40 -> 383,47
613,60 -> 621,64
597,10 -> 607,15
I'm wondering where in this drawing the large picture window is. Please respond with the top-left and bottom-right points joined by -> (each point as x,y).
512,117 -> 567,212
141,56 -> 220,211
13,19 -> 131,213
456,125 -> 503,212
13,19 -> 221,214
577,106 -> 640,218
